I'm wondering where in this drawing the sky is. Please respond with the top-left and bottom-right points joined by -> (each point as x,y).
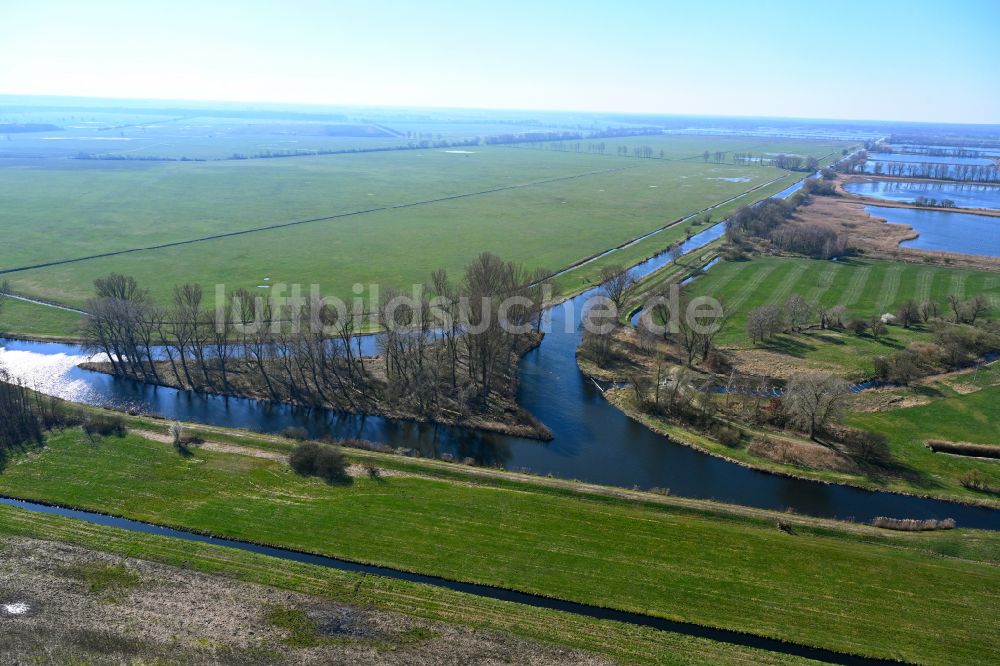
2,0 -> 999,124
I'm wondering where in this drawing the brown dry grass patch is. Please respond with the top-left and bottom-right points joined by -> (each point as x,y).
747,435 -> 857,473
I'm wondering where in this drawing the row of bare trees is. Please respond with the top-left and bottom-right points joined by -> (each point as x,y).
747,292 -> 993,346
80,254 -> 552,420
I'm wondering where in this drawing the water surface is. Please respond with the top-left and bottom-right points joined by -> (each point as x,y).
865,205 -> 1000,257
846,180 -> 1000,210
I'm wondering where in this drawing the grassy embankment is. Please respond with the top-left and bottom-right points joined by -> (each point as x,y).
1,421 -> 999,665
0,505 -> 814,666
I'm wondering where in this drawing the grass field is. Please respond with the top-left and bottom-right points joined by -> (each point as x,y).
848,366 -> 1000,499
1,426 -> 998,664
684,255 -> 1000,358
0,298 -> 82,340
1,148 -> 638,268
4,151 -> 792,309
0,505 -> 815,665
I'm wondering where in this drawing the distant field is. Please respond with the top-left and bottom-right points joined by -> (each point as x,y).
0,148 -> 630,268
516,135 -> 853,162
4,154 -> 790,308
0,112 -> 587,160
685,256 -> 1000,349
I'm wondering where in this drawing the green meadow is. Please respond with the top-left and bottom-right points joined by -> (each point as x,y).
0,297 -> 81,340
4,152 -> 794,309
1,425 -> 998,665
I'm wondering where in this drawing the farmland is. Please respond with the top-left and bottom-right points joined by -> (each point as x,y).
515,134 -> 851,163
1,422 -> 999,665
0,138 -> 845,314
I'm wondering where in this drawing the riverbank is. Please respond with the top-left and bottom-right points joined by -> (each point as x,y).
576,207 -> 1000,507
2,421 -> 999,665
598,374 -> 1000,510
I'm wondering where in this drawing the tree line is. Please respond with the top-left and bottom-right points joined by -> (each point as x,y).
840,154 -> 1000,183
725,195 -> 849,260
80,253 -> 553,428
746,291 -> 998,385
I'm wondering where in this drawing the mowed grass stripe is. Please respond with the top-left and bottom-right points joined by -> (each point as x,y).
697,260 -> 748,300
914,268 -> 938,303
763,263 -> 809,306
806,262 -> 839,304
727,264 -> 779,312
838,265 -> 872,307
985,276 -> 1000,307
951,272 -> 968,300
874,265 -> 903,312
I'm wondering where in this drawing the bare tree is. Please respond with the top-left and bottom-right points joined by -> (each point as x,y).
869,315 -> 888,341
784,294 -> 812,332
964,295 -> 990,325
782,372 -> 850,440
669,243 -> 684,264
746,305 -> 782,344
897,300 -> 921,329
600,265 -> 634,315
947,294 -> 963,323
919,300 -> 939,323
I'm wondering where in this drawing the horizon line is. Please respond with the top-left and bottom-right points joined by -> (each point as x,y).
2,91 -> 998,129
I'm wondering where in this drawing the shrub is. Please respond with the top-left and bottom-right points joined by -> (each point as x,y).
848,318 -> 869,336
289,441 -> 350,484
803,179 -> 837,196
82,414 -> 126,438
959,470 -> 1000,494
873,350 -> 924,385
711,422 -> 743,447
282,426 -> 310,441
169,421 -> 183,448
835,428 -> 892,466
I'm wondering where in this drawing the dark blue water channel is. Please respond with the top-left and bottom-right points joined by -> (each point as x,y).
2,188 -> 998,528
